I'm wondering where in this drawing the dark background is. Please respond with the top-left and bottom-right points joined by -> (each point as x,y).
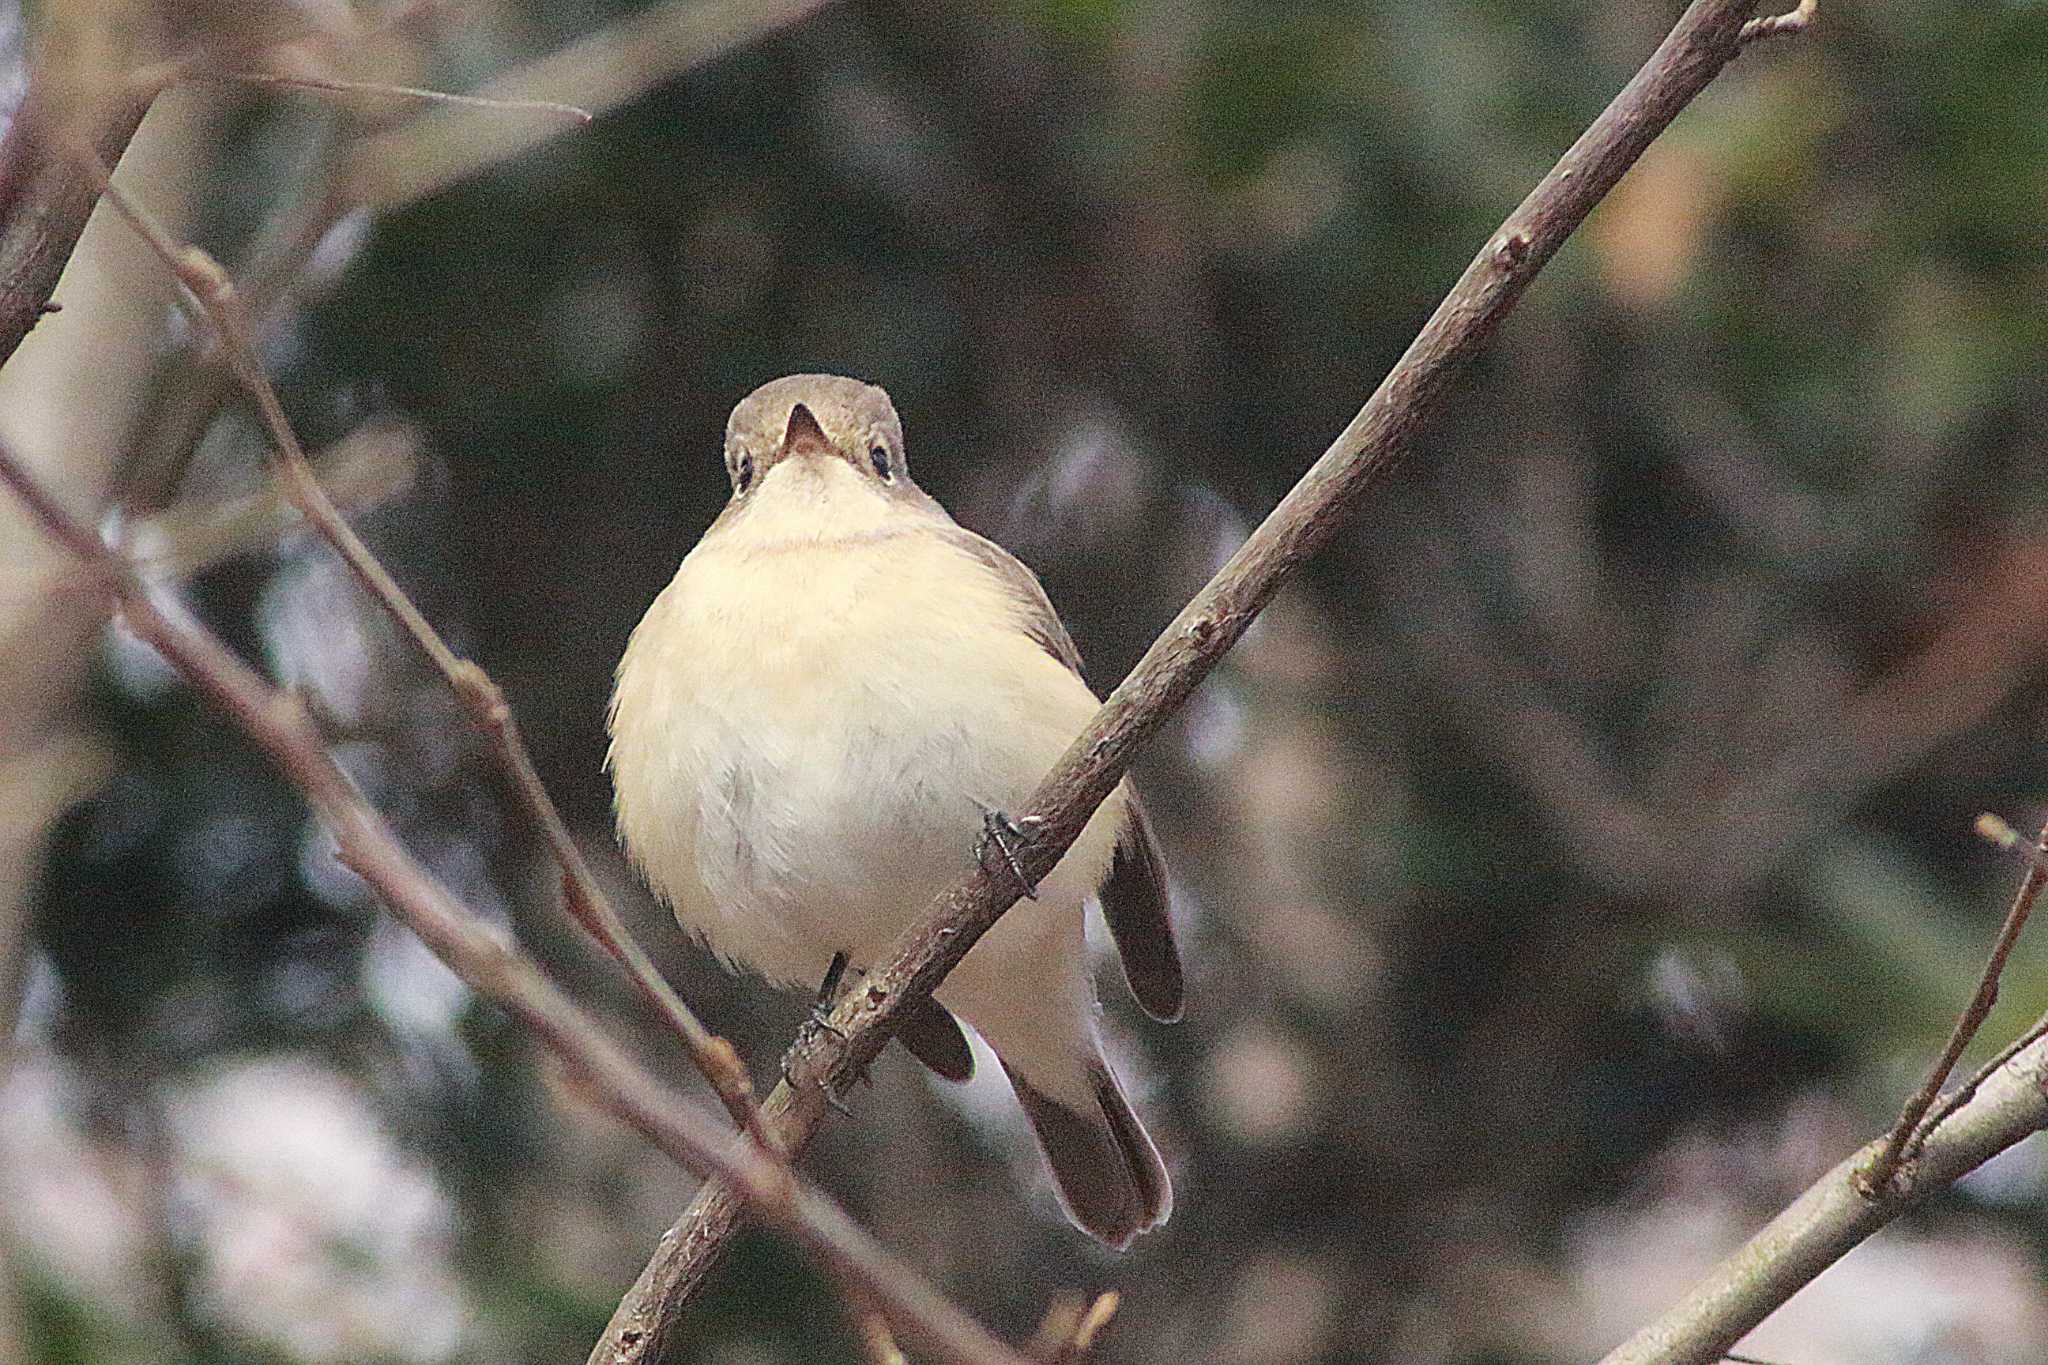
6,0 -> 2048,1361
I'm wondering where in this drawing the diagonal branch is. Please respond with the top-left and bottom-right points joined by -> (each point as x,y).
1595,1033 -> 2048,1365
589,1 -> 1782,1359
0,71 -> 153,368
0,438 -> 1031,1365
193,68 -> 593,123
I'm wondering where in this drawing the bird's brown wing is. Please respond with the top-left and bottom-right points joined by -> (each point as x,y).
1099,791 -> 1183,1021
938,527 -> 1185,1023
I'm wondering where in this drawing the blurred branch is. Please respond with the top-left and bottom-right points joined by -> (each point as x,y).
1031,1292 -> 1119,1365
116,1 -> 820,513
125,419 -> 420,576
0,66 -> 152,368
0,437 -> 1034,1365
1381,507 -> 1669,897
70,139 -> 775,1150
1693,534 -> 2048,901
1597,1002 -> 2048,1363
195,68 -> 592,123
855,1294 -> 909,1365
0,0 -> 393,373
344,0 -> 838,207
589,2 -> 1779,1360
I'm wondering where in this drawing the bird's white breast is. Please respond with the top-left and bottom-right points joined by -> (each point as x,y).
607,458 -> 1120,994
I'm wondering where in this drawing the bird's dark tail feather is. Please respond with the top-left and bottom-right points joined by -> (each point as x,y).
1004,1057 -> 1171,1249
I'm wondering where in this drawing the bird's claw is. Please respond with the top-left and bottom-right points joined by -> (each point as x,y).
779,1051 -> 856,1116
976,805 -> 1043,901
783,949 -> 857,1113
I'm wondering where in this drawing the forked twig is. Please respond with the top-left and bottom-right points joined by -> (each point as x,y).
1884,815 -> 2048,1162
1601,810 -> 2048,1364
1857,813 -> 2048,1196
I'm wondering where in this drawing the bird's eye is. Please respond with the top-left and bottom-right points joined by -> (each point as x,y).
735,455 -> 755,492
870,445 -> 891,481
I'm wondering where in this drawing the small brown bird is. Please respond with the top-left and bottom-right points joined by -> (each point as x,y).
607,374 -> 1181,1247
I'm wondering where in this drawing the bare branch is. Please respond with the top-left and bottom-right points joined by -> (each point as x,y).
588,1 -> 1781,1359
1596,1033 -> 2048,1365
1889,815 -> 2048,1156
1600,810 -> 2048,1362
1856,814 -> 2048,1193
0,74 -> 152,368
0,438 -> 1032,1365
68,138 -> 773,1150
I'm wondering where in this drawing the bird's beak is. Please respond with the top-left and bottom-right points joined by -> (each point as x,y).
778,402 -> 836,463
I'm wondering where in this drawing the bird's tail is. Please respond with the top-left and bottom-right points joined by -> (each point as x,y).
1003,1054 -> 1171,1249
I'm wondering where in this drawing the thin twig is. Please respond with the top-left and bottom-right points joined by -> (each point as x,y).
1596,1026 -> 2048,1364
854,1293 -> 910,1365
1919,1010 -> 2048,1146
345,0 -> 839,206
68,145 -> 774,1151
198,69 -> 593,122
1894,815 -> 2048,1155
1739,0 -> 1817,44
587,2 -> 1783,1360
0,439 -> 1030,1365
1857,813 -> 2048,1195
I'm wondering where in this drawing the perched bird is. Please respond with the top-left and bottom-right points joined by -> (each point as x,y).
607,374 -> 1181,1247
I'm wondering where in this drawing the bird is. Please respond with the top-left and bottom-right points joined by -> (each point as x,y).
606,373 -> 1181,1248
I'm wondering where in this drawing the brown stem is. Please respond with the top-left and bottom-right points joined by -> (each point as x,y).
1857,815 -> 2048,1195
0,74 -> 152,369
1875,815 -> 2048,1169
588,2 -> 1779,1360
0,439 -> 1030,1365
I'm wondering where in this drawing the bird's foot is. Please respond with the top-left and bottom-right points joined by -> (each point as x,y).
812,950 -> 851,1016
780,1050 -> 855,1116
783,950 -> 857,1114
975,805 -> 1044,901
